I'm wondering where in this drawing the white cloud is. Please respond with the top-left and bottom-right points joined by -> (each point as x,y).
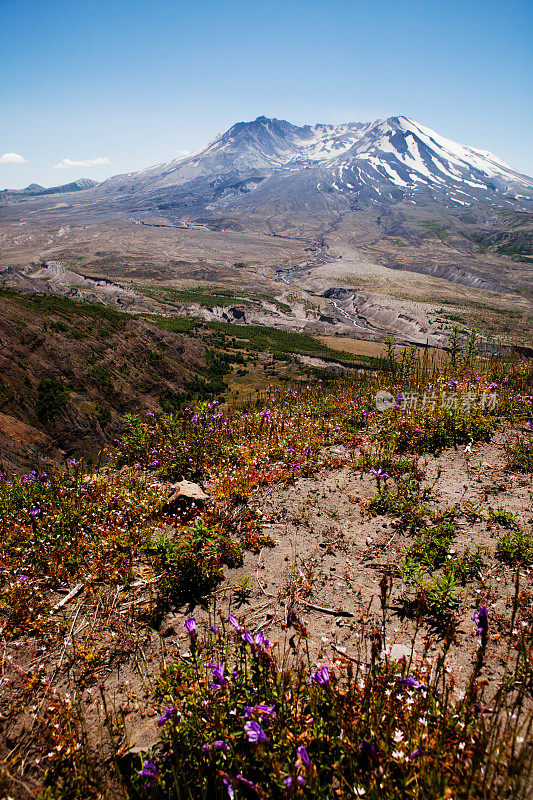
177,149 -> 191,155
0,152 -> 27,164
54,156 -> 111,169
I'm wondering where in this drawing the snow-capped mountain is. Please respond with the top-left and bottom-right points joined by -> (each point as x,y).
93,115 -> 533,214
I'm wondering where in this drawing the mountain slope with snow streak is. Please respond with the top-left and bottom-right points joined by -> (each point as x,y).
90,115 -> 533,215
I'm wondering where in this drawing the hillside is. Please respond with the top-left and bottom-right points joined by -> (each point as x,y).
0,289 -> 396,470
0,346 -> 531,799
0,291 -> 208,469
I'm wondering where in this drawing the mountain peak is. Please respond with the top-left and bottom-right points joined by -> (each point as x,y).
84,115 -> 532,215
24,183 -> 46,193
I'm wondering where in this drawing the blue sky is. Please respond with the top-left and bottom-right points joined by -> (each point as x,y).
1,0 -> 532,188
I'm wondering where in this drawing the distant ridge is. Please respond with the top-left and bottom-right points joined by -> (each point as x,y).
0,177 -> 99,200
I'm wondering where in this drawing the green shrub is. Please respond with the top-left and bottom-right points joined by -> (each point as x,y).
382,406 -> 496,454
96,405 -> 112,428
505,434 -> 533,472
400,521 -> 456,578
146,519 -> 242,602
399,524 -> 485,622
420,570 -> 461,616
368,478 -> 431,530
451,546 -> 486,583
496,529 -> 533,567
489,506 -> 521,529
356,452 -> 425,481
88,363 -> 114,392
36,377 -> 67,423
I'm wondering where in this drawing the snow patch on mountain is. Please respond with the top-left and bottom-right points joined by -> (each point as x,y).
91,115 -> 533,213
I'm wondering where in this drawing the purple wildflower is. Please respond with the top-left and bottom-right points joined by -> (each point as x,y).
210,664 -> 226,689
138,759 -> 157,788
183,617 -> 197,636
296,745 -> 310,769
310,665 -> 330,687
360,739 -> 377,761
222,776 -> 235,799
156,707 -> 177,727
409,747 -> 421,760
29,506 -> 41,519
236,774 -> 257,791
202,739 -> 230,752
473,605 -> 489,637
209,624 -> 218,634
244,720 -> 267,743
228,614 -> 243,632
213,740 -> 229,752
16,574 -> 29,581
370,467 -> 390,481
398,676 -> 423,689
241,629 -> 272,650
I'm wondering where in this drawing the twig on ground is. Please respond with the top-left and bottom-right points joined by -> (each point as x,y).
298,600 -> 354,617
332,644 -> 369,665
52,583 -> 84,612
379,531 -> 397,553
255,549 -> 276,597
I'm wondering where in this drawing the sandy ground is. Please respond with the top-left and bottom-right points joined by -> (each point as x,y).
202,432 -> 532,678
